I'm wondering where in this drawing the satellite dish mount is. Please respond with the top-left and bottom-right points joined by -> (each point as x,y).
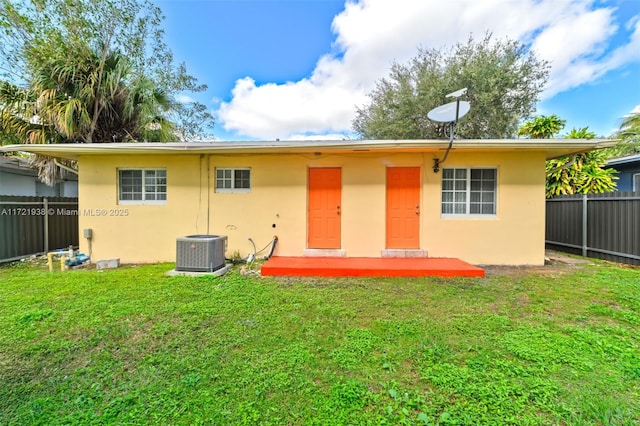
427,88 -> 470,172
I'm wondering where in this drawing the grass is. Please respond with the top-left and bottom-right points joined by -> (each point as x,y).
0,260 -> 639,425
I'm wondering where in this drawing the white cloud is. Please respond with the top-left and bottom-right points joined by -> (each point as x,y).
535,5 -> 640,98
217,0 -> 640,139
217,76 -> 365,140
175,94 -> 196,104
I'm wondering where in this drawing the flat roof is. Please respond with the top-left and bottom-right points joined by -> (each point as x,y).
606,153 -> 640,166
0,138 -> 617,161
0,156 -> 37,177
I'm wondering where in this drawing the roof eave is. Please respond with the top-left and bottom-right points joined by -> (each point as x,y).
605,153 -> 640,166
0,138 -> 617,161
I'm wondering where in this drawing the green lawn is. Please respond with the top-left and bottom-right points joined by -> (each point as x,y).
1,260 -> 639,425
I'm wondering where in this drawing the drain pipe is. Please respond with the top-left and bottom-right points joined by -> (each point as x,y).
54,159 -> 78,175
546,155 -> 579,174
433,121 -> 455,173
206,155 -> 211,234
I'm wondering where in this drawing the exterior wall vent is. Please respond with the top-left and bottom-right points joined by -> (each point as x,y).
176,235 -> 227,272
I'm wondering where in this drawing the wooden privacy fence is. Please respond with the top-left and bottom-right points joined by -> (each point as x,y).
0,195 -> 79,263
546,192 -> 640,265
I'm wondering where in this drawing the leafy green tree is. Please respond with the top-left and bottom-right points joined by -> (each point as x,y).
544,126 -> 617,197
564,127 -> 596,139
1,50 -> 176,145
353,33 -> 549,139
546,151 -> 617,197
517,114 -> 566,138
0,0 -> 213,144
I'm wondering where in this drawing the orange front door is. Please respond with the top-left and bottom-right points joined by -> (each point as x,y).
386,167 -> 420,249
308,168 -> 341,249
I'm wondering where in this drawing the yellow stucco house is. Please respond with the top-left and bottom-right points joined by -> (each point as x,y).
2,139 -> 611,265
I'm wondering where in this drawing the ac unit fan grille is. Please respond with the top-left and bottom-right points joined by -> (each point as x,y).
176,235 -> 227,272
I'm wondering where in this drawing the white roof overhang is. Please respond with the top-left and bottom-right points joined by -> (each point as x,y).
0,139 -> 618,161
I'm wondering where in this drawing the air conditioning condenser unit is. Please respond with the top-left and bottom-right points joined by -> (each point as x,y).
176,235 -> 227,272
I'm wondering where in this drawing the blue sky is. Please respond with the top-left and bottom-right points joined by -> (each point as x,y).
154,0 -> 640,141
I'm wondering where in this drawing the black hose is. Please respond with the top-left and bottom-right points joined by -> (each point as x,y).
226,236 -> 279,263
267,236 -> 278,259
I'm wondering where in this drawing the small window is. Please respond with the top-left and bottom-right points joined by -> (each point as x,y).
634,174 -> 640,192
216,168 -> 251,193
118,169 -> 166,204
442,168 -> 496,216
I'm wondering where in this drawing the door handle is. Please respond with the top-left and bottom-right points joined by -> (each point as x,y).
337,205 -> 341,215
416,205 -> 420,215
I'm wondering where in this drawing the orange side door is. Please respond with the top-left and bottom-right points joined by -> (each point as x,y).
308,168 -> 342,249
386,167 -> 420,249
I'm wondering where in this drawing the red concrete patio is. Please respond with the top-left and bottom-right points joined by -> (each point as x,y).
260,256 -> 485,278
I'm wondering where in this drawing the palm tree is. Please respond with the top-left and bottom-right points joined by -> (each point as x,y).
28,47 -> 177,143
1,45 -> 178,183
1,42 -> 178,142
608,111 -> 640,156
620,111 -> 640,137
1,80 -> 62,146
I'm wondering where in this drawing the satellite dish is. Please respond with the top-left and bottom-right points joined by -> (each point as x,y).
446,87 -> 468,98
427,88 -> 471,173
427,100 -> 470,123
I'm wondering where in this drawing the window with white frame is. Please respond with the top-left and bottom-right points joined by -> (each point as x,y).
118,169 -> 167,204
215,168 -> 251,192
442,168 -> 497,215
634,173 -> 640,192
